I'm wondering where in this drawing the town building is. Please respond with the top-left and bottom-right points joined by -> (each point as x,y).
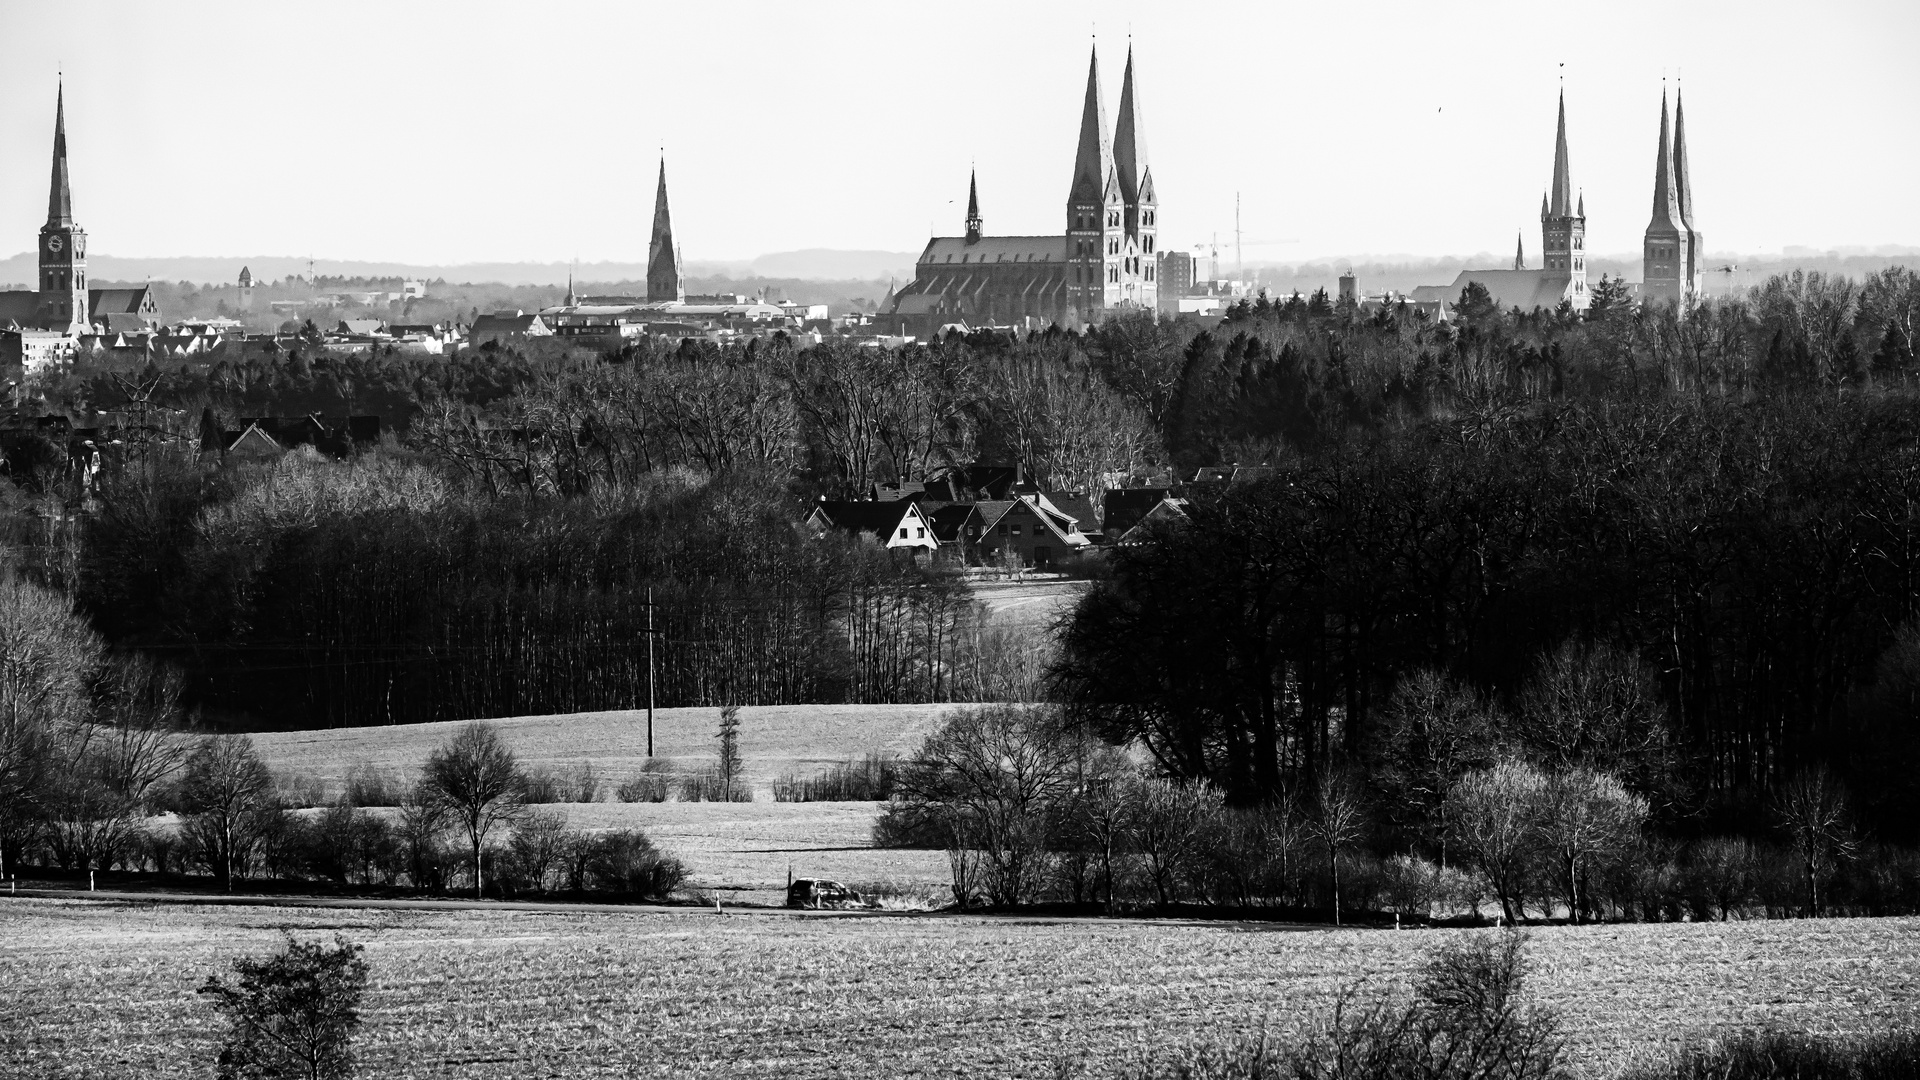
1409,89 -> 1590,318
884,45 -> 1160,337
1642,87 -> 1703,306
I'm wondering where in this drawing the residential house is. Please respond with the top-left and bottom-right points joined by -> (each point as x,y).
974,494 -> 1091,569
805,499 -> 940,559
1115,496 -> 1189,545
469,311 -> 552,348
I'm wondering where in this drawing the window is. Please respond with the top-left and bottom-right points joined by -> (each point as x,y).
1010,524 -> 1021,536
917,527 -> 925,538
899,528 -> 908,539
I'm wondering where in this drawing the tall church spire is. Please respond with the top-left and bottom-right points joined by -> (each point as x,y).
1649,89 -> 1680,230
1067,46 -> 1111,206
1673,88 -> 1695,231
1514,231 -> 1525,271
646,157 -> 681,304
49,79 -> 73,228
1112,46 -> 1148,216
1549,89 -> 1572,219
965,169 -> 982,244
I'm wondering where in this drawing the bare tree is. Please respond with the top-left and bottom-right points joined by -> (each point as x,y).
181,734 -> 274,893
1517,640 -> 1673,798
1306,767 -> 1370,925
1773,768 -> 1857,916
0,578 -> 100,879
1371,668 -> 1505,866
1126,778 -> 1222,909
893,704 -> 1078,907
420,722 -> 527,899
1532,768 -> 1647,923
1448,758 -> 1550,923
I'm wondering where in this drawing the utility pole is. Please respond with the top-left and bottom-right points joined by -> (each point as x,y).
645,586 -> 657,757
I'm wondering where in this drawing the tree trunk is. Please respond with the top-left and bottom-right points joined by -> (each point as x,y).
1564,854 -> 1581,925
1328,842 -> 1341,926
473,831 -> 484,900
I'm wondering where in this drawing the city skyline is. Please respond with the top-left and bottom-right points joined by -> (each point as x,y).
0,0 -> 1914,268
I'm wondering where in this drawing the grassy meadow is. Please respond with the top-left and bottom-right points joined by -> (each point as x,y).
253,703 -> 958,798
2,900 -> 1914,1079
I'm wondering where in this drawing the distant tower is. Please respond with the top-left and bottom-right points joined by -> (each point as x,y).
1539,88 -> 1587,308
647,158 -> 683,304
1514,231 -> 1525,270
1642,88 -> 1692,306
39,82 -> 89,334
237,266 -> 255,313
964,170 -> 983,245
1112,46 -> 1158,312
1338,270 -> 1356,304
1673,86 -> 1703,300
1065,45 -> 1119,327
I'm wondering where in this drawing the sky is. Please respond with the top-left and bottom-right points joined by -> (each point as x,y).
0,0 -> 1915,269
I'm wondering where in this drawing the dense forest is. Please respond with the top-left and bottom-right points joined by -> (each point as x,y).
3,266 -> 1918,849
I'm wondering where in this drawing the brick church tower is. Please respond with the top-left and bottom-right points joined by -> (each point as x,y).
1539,88 -> 1587,307
1065,46 -> 1119,326
1642,87 -> 1699,306
1112,47 -> 1158,311
39,82 -> 89,334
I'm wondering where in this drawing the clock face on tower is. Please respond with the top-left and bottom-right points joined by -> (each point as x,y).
46,235 -> 64,254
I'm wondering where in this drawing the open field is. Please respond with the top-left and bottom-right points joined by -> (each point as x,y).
2,900 -> 1914,1079
531,801 -> 947,903
253,702 -> 962,797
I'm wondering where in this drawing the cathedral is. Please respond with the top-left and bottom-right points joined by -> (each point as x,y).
0,83 -> 160,369
886,45 -> 1159,336
1641,86 -> 1703,305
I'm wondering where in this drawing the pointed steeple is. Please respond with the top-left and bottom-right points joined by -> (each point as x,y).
1514,232 -> 1525,271
1113,46 -> 1148,211
565,263 -> 576,307
1673,87 -> 1695,231
49,80 -> 73,228
965,169 -> 983,244
1578,190 -> 1585,217
1649,89 -> 1680,230
1549,89 -> 1573,219
647,157 -> 681,304
1067,45 -> 1111,206
1540,191 -> 1549,220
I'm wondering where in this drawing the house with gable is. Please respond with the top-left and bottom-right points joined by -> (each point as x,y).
805,499 -> 940,561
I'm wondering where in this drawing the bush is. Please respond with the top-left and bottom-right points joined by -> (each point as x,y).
1114,932 -> 1564,1080
582,829 -> 688,898
197,934 -> 369,1080
773,754 -> 899,802
615,759 -> 676,803
1616,1028 -> 1920,1080
678,765 -> 753,803
524,761 -> 602,804
343,761 -> 403,808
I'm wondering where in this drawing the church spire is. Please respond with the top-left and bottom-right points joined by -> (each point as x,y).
1649,88 -> 1680,230
1673,87 -> 1695,231
1514,231 -> 1525,271
1112,45 -> 1148,213
1067,45 -> 1111,206
647,156 -> 681,304
49,79 -> 73,228
1549,88 -> 1573,219
965,169 -> 982,243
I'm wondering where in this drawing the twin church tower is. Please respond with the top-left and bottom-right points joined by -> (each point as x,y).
888,45 -> 1157,334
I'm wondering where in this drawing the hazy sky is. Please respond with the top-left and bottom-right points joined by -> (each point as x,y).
1,0 -> 1915,268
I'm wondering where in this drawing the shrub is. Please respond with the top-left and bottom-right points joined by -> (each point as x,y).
1113,931 -> 1564,1080
524,761 -> 602,804
773,754 -> 899,802
1615,1028 -> 1920,1080
343,761 -> 403,808
582,829 -> 687,898
197,934 -> 370,1080
616,759 -> 677,803
679,765 -> 753,803
503,810 -> 574,893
